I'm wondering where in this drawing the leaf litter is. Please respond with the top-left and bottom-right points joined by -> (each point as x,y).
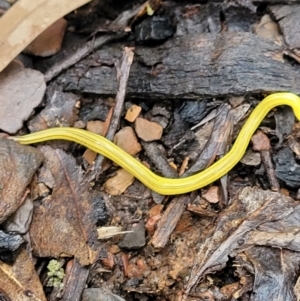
1,1 -> 300,300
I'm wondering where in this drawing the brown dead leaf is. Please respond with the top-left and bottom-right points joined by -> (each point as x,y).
24,18 -> 67,57
148,204 -> 164,217
29,146 -> 99,266
0,139 -> 43,223
0,65 -> 46,133
0,248 -> 46,301
103,169 -> 135,195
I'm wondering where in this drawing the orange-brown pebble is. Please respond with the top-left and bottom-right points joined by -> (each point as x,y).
114,126 -> 141,156
103,169 -> 134,195
86,120 -> 105,135
135,117 -> 163,141
202,186 -> 219,203
125,104 -> 142,122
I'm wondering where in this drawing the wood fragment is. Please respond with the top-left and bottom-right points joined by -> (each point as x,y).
84,47 -> 134,182
141,141 -> 178,178
58,32 -> 300,98
61,259 -> 89,301
150,195 -> 188,248
178,156 -> 190,176
251,131 -> 280,191
44,2 -> 148,81
183,104 -> 233,177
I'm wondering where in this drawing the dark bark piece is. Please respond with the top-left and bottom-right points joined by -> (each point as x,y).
269,5 -> 300,49
0,139 -> 43,223
79,98 -> 111,123
244,247 -> 300,301
141,141 -> 178,178
134,16 -> 174,42
223,6 -> 259,32
59,32 -> 300,98
162,113 -> 195,150
182,104 -> 233,177
175,4 -> 222,36
274,148 -> 300,187
61,259 -> 89,301
178,99 -> 208,125
43,3 -> 146,81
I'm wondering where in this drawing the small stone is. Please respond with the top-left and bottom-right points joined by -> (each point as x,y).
151,115 -> 169,129
24,18 -> 67,57
240,149 -> 261,166
103,169 -> 134,195
119,221 -> 146,249
109,245 -> 120,254
202,186 -> 219,203
86,120 -> 105,135
135,118 -> 163,141
114,127 -> 141,156
83,149 -> 97,165
125,105 -> 142,122
251,131 -> 270,151
0,66 -> 46,133
152,102 -> 171,118
74,120 -> 86,129
179,99 -> 208,125
253,14 -> 282,45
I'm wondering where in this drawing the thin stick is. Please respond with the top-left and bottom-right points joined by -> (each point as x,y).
84,47 -> 134,182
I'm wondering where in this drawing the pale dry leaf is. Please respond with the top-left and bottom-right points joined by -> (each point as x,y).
97,226 -> 132,239
0,0 -> 92,71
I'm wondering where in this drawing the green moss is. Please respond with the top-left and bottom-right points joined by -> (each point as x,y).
47,259 -> 65,289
